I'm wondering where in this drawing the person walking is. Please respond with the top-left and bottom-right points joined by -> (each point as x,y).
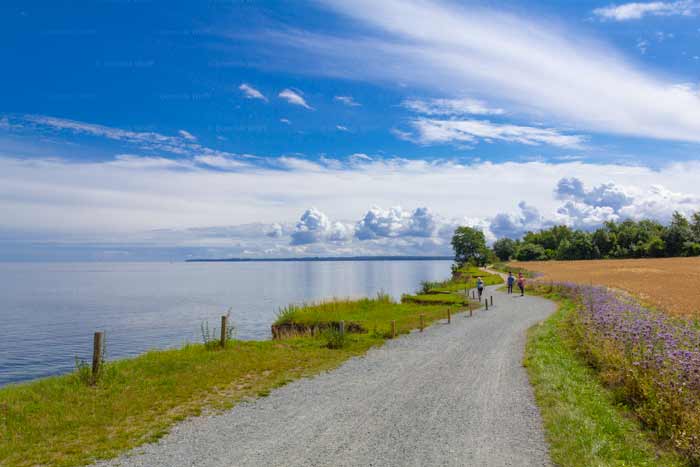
507,272 -> 515,294
476,276 -> 485,301
517,273 -> 525,296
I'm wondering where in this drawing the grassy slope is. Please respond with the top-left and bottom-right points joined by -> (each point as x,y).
525,297 -> 688,467
0,337 -> 382,467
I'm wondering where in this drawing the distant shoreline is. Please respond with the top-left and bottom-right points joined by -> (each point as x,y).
186,256 -> 454,263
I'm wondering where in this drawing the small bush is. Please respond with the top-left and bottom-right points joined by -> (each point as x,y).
322,328 -> 346,349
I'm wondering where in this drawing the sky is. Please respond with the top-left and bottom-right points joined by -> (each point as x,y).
1,0 -> 700,261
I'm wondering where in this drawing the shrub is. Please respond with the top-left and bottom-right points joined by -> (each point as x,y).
322,327 -> 346,349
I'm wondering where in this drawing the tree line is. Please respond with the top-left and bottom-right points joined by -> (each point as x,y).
451,211 -> 700,265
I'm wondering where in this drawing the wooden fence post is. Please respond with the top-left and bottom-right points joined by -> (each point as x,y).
447,307 -> 451,324
420,314 -> 425,332
339,320 -> 345,337
92,331 -> 104,380
485,299 -> 489,311
220,315 -> 228,348
469,302 -> 473,317
391,320 -> 396,338
490,296 -> 493,307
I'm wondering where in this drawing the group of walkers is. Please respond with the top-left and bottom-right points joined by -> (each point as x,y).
474,271 -> 525,300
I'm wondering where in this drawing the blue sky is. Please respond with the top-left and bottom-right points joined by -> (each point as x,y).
1,0 -> 700,260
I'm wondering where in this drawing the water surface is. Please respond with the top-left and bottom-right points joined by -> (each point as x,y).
0,260 -> 451,386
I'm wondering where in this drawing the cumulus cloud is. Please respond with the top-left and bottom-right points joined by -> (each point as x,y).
290,208 -> 350,245
402,97 -> 504,116
355,206 -> 439,240
593,1 -> 699,21
553,177 -> 700,228
334,95 -> 360,106
403,119 -> 585,148
555,177 -> 633,211
239,83 -> 268,101
490,202 -> 551,239
278,89 -> 313,109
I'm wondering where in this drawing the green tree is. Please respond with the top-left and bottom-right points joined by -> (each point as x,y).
515,242 -> 547,261
663,212 -> 693,257
691,212 -> 700,241
451,226 -> 489,266
492,238 -> 516,262
555,231 -> 598,260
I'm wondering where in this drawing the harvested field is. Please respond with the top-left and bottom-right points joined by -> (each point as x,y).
510,257 -> 700,318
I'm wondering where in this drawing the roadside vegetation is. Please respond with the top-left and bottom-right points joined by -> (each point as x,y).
525,280 -> 699,465
526,294 -> 689,467
0,266 -> 490,467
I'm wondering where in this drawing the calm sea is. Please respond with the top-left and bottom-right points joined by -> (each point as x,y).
0,260 -> 452,386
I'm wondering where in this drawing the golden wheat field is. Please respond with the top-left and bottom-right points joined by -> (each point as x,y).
509,257 -> 700,317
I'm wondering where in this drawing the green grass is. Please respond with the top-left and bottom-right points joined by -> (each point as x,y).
401,293 -> 468,306
274,294 -> 454,337
1,289 -> 469,467
525,298 -> 688,467
0,336 -> 382,467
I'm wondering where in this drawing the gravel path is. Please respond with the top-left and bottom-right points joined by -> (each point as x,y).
94,285 -> 555,467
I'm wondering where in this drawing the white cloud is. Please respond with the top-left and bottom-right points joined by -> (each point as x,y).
637,38 -> 649,54
280,118 -> 291,125
278,89 -> 313,109
403,119 -> 586,148
290,208 -> 350,245
178,129 -> 196,141
264,0 -> 700,143
593,1 -> 699,21
334,95 -> 360,106
402,97 -> 504,116
21,115 -> 248,162
239,83 -> 268,101
193,155 -> 249,169
336,125 -> 350,132
2,154 -> 700,256
552,177 -> 700,228
490,202 -> 551,238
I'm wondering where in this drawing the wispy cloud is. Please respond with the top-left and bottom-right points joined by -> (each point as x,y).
278,89 -> 313,109
19,114 -> 249,164
262,0 -> 700,144
178,129 -> 196,141
239,83 -> 268,101
401,119 -> 586,149
402,97 -> 504,116
593,1 -> 699,21
336,124 -> 350,132
334,95 -> 360,106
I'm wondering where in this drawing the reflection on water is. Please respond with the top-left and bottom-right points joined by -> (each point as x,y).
0,260 -> 452,386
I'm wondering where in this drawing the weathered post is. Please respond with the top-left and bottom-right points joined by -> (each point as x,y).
469,302 -> 473,317
490,296 -> 493,307
391,320 -> 397,338
447,307 -> 451,324
485,299 -> 489,311
339,320 -> 345,337
420,314 -> 425,332
92,331 -> 104,380
220,315 -> 228,348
